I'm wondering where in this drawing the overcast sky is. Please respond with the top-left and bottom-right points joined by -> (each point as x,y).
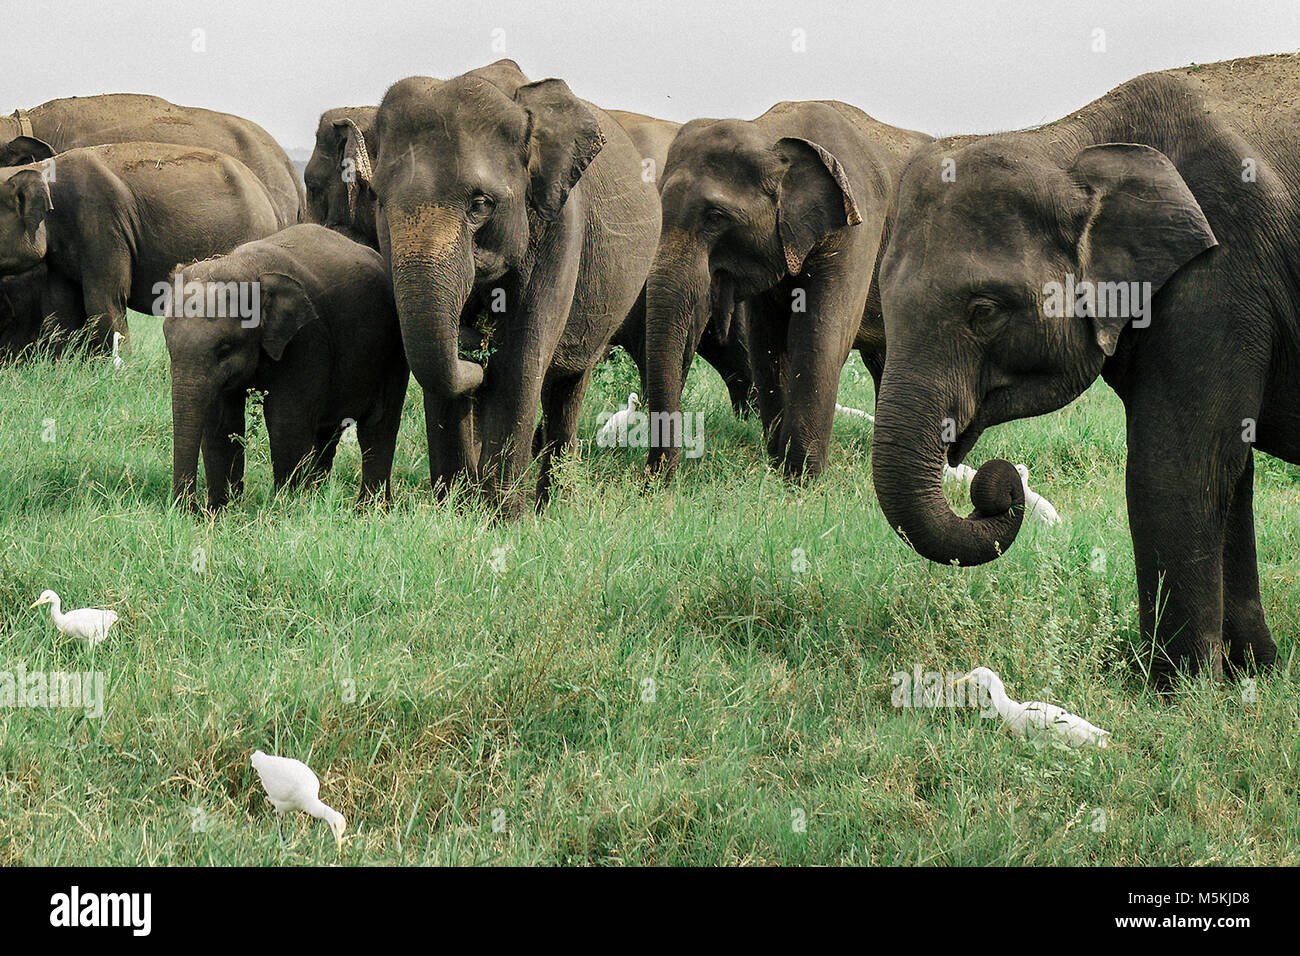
9,1 -> 1299,149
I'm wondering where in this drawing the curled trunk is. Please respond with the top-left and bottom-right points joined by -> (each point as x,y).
386,204 -> 483,399
871,376 -> 1024,566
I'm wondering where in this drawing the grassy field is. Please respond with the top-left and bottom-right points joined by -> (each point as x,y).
1,313 -> 1297,866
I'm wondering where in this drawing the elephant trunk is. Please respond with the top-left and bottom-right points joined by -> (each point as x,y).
644,234 -> 712,479
871,373 -> 1024,566
386,204 -> 484,399
171,377 -> 210,508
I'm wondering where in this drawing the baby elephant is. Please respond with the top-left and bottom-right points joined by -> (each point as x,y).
164,224 -> 408,509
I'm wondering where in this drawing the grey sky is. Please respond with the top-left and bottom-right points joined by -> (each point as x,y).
9,0 -> 1299,149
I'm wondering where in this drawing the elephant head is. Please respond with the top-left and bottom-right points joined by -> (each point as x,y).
0,159 -> 56,275
370,66 -> 603,405
304,107 -> 380,245
644,118 -> 861,478
0,135 -> 56,168
163,263 -> 319,507
873,138 -> 1216,565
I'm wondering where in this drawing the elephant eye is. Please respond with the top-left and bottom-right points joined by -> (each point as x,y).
468,193 -> 496,223
702,205 -> 731,227
967,298 -> 1000,324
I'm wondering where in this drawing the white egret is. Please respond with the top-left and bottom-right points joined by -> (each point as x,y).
834,403 -> 874,421
954,667 -> 1110,748
251,750 -> 347,853
596,392 -> 639,446
111,331 -> 125,370
1015,464 -> 1061,525
30,590 -> 118,646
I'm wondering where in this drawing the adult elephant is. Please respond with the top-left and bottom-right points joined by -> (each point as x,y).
606,109 -> 756,419
0,143 -> 280,351
313,99 -> 756,417
871,55 -> 1300,688
1,94 -> 302,227
370,60 -> 661,515
303,106 -> 383,247
644,102 -> 929,479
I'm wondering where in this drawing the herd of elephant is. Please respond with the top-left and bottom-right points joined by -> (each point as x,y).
2,54 -> 1298,691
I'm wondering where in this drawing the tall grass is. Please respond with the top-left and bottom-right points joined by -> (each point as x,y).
0,314 -> 1296,864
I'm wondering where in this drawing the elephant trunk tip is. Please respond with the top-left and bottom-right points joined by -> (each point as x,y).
969,458 -> 1025,520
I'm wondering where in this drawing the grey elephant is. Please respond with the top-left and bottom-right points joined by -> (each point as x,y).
165,224 -> 407,510
0,142 -> 280,353
644,101 -> 929,479
303,106 -> 383,247
307,99 -> 754,419
369,59 -> 661,516
606,109 -> 757,419
1,93 -> 302,227
871,54 -> 1300,688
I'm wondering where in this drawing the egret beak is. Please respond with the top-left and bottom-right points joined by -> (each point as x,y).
30,598 -> 48,608
333,819 -> 347,856
952,674 -> 972,687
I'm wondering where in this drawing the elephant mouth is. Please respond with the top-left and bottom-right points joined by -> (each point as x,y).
947,410 -> 989,466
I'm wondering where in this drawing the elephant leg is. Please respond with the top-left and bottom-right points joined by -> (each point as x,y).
310,424 -> 344,486
357,415 -> 399,504
201,392 -> 245,510
38,269 -> 86,357
1127,436 -> 1232,689
860,347 -> 885,406
478,348 -> 548,518
358,375 -> 406,504
227,398 -> 246,500
80,260 -> 131,356
1222,453 -> 1277,674
264,393 -> 319,491
535,369 -> 591,508
776,273 -> 868,480
423,392 -> 475,499
746,296 -> 789,449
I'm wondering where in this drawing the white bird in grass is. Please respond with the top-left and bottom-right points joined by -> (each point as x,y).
111,331 -> 125,370
251,750 -> 347,853
596,392 -> 639,445
834,402 -> 874,421
1015,463 -> 1061,525
953,667 -> 1110,748
30,590 -> 118,646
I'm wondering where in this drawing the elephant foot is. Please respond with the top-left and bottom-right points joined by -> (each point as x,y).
1225,621 -> 1277,676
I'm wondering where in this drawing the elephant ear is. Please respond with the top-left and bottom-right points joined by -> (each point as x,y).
774,137 -> 862,276
333,117 -> 374,219
515,78 -> 605,222
5,168 -> 55,234
258,272 -> 320,361
1069,143 -> 1217,355
0,136 -> 55,167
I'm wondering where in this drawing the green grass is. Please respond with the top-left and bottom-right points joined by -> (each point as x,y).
1,313 -> 1297,865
